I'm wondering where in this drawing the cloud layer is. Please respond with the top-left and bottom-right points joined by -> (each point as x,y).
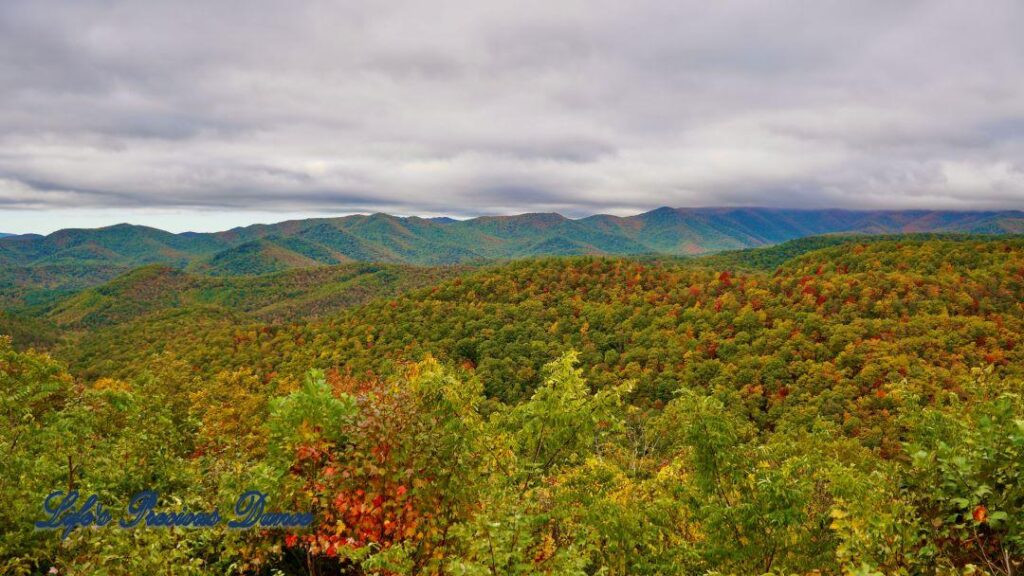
2,0 -> 1024,228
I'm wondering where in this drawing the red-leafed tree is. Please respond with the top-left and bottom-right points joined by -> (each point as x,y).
278,360 -> 487,574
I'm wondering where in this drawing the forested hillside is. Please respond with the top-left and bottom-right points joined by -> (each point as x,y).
47,263 -> 470,328
3,208 -> 1023,281
0,262 -> 469,356
0,262 -> 130,310
2,236 -> 1024,574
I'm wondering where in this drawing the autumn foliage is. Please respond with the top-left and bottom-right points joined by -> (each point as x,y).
2,236 -> 1024,575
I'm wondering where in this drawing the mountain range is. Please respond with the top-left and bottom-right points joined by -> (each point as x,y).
2,208 -> 1023,279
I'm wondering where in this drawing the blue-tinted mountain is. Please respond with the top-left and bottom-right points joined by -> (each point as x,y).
2,208 -> 1022,288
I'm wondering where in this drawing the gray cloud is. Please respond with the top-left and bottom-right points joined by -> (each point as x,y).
1,0 -> 1023,226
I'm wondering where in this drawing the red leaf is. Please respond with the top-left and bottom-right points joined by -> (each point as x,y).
973,505 -> 988,523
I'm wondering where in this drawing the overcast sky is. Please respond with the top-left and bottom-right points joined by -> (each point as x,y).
2,0 -> 1024,233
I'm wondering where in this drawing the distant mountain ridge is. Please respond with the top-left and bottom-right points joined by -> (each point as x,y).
3,208 -> 1023,276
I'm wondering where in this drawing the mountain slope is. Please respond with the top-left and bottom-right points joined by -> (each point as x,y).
0,223 -> 227,267
57,236 -> 1024,401
0,262 -> 130,310
46,262 -> 471,329
3,208 -> 1023,283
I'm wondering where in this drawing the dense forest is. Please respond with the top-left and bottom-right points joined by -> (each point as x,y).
2,235 -> 1024,575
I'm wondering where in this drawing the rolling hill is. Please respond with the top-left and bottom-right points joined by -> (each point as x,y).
2,208 -> 1023,308
0,262 -> 131,310
5,208 -> 1023,269
10,233 -> 1024,574
45,262 -> 470,329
